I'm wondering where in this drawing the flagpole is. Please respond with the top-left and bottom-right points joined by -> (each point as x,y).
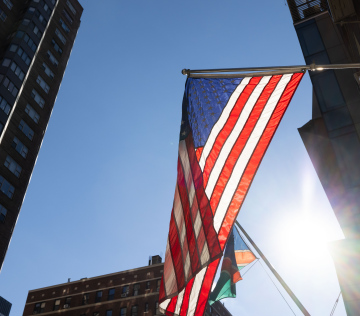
234,220 -> 311,316
182,63 -> 360,78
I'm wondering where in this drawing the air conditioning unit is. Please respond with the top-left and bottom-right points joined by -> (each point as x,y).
121,293 -> 127,298
63,304 -> 70,309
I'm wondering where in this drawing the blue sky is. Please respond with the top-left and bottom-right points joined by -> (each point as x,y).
0,0 -> 346,315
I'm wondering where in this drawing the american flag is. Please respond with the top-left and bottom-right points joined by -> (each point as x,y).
159,72 -> 304,316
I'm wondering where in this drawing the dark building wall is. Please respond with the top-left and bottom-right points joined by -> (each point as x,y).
0,0 -> 83,271
0,296 -> 11,316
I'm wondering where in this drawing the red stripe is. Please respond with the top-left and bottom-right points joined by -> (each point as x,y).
202,77 -> 262,191
209,75 -> 282,213
195,147 -> 203,162
169,211 -> 185,290
159,275 -> 166,302
185,135 -> 222,260
194,259 -> 220,316
217,73 -> 304,248
166,296 -> 178,315
179,277 -> 195,315
176,155 -> 201,275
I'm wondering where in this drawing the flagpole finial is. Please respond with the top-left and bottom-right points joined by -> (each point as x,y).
182,69 -> 190,76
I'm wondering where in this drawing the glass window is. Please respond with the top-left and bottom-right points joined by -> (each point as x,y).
296,22 -> 325,57
0,204 -> 7,222
145,281 -> 150,290
59,18 -> 70,33
19,119 -> 34,140
66,0 -> 76,15
9,44 -> 17,52
36,75 -> 50,93
55,28 -> 66,44
3,77 -> 18,97
12,137 -> 28,158
95,291 -> 102,302
62,9 -> 73,24
22,18 -> 30,25
64,297 -> 71,307
31,89 -> 45,108
0,8 -> 6,21
131,306 -> 138,316
32,23 -> 42,39
0,95 -> 11,115
2,58 -> 10,67
3,0 -> 13,10
10,61 -> 25,81
108,288 -> 115,300
156,279 -> 161,291
133,284 -> 140,296
25,104 -> 40,123
17,47 -> 31,66
46,50 -> 59,67
51,39 -> 63,55
144,303 -> 149,312
106,311 -> 112,316
155,301 -> 159,315
120,308 -> 127,316
82,293 -> 89,305
35,10 -> 47,27
122,285 -> 129,295
24,33 -> 37,52
42,62 -> 54,80
53,299 -> 60,311
4,155 -> 22,177
0,175 -> 14,198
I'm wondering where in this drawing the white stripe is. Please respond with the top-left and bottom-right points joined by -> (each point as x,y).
160,299 -> 171,314
199,77 -> 251,171
214,74 -> 292,232
179,140 -> 195,208
187,266 -> 207,316
205,76 -> 271,198
175,288 -> 186,315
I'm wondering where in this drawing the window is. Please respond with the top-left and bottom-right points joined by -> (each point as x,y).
122,285 -> 129,295
53,299 -> 60,311
32,24 -> 42,39
82,293 -> 89,305
155,301 -> 159,315
133,284 -> 140,296
131,305 -> 138,316
106,310 -> 112,316
64,297 -> 71,307
46,50 -> 59,67
51,39 -> 63,55
3,0 -> 13,10
24,33 -> 37,52
2,58 -> 10,67
12,137 -> 28,158
41,0 -> 50,13
3,77 -> 18,97
120,308 -> 127,316
0,8 -> 7,21
108,288 -> 115,300
55,28 -> 66,44
4,155 -> 22,177
17,46 -> 31,65
19,120 -> 34,140
27,7 -> 35,13
62,9 -> 73,24
31,89 -> 45,108
66,0 -> 76,15
0,176 -> 15,198
145,281 -> 150,290
144,303 -> 149,312
25,104 -> 40,123
156,279 -> 161,291
0,204 -> 7,222
9,44 -> 17,52
22,18 -> 30,25
35,10 -> 47,27
42,62 -> 54,80
95,290 -> 102,302
0,95 -> 11,115
10,61 -> 25,81
59,18 -> 70,34
36,75 -> 50,93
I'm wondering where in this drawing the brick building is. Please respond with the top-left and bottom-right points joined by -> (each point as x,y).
22,256 -> 232,316
0,0 -> 83,270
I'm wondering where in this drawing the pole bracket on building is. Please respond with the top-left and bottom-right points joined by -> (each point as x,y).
181,63 -> 360,78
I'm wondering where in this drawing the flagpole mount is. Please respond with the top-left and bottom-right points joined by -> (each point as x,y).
182,63 -> 360,78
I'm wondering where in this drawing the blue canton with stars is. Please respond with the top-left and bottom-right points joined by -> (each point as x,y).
180,77 -> 243,148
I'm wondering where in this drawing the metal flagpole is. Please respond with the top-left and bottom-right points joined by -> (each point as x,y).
182,63 -> 360,78
234,220 -> 311,316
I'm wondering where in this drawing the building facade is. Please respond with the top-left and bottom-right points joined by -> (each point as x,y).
0,0 -> 83,271
286,0 -> 360,315
22,256 -> 232,316
0,296 -> 11,316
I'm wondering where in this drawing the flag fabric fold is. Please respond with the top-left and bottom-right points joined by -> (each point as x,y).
209,227 -> 256,305
159,72 -> 304,316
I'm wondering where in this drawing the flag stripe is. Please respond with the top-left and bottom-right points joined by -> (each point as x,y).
199,77 -> 251,172
175,287 -> 186,315
208,75 -> 281,215
202,77 -> 263,190
213,74 -> 293,234
216,73 -> 304,247
180,277 -> 195,316
186,264 -> 208,316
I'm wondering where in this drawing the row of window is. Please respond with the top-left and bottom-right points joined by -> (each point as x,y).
0,8 -> 6,21
3,0 -> 13,10
10,44 -> 32,66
